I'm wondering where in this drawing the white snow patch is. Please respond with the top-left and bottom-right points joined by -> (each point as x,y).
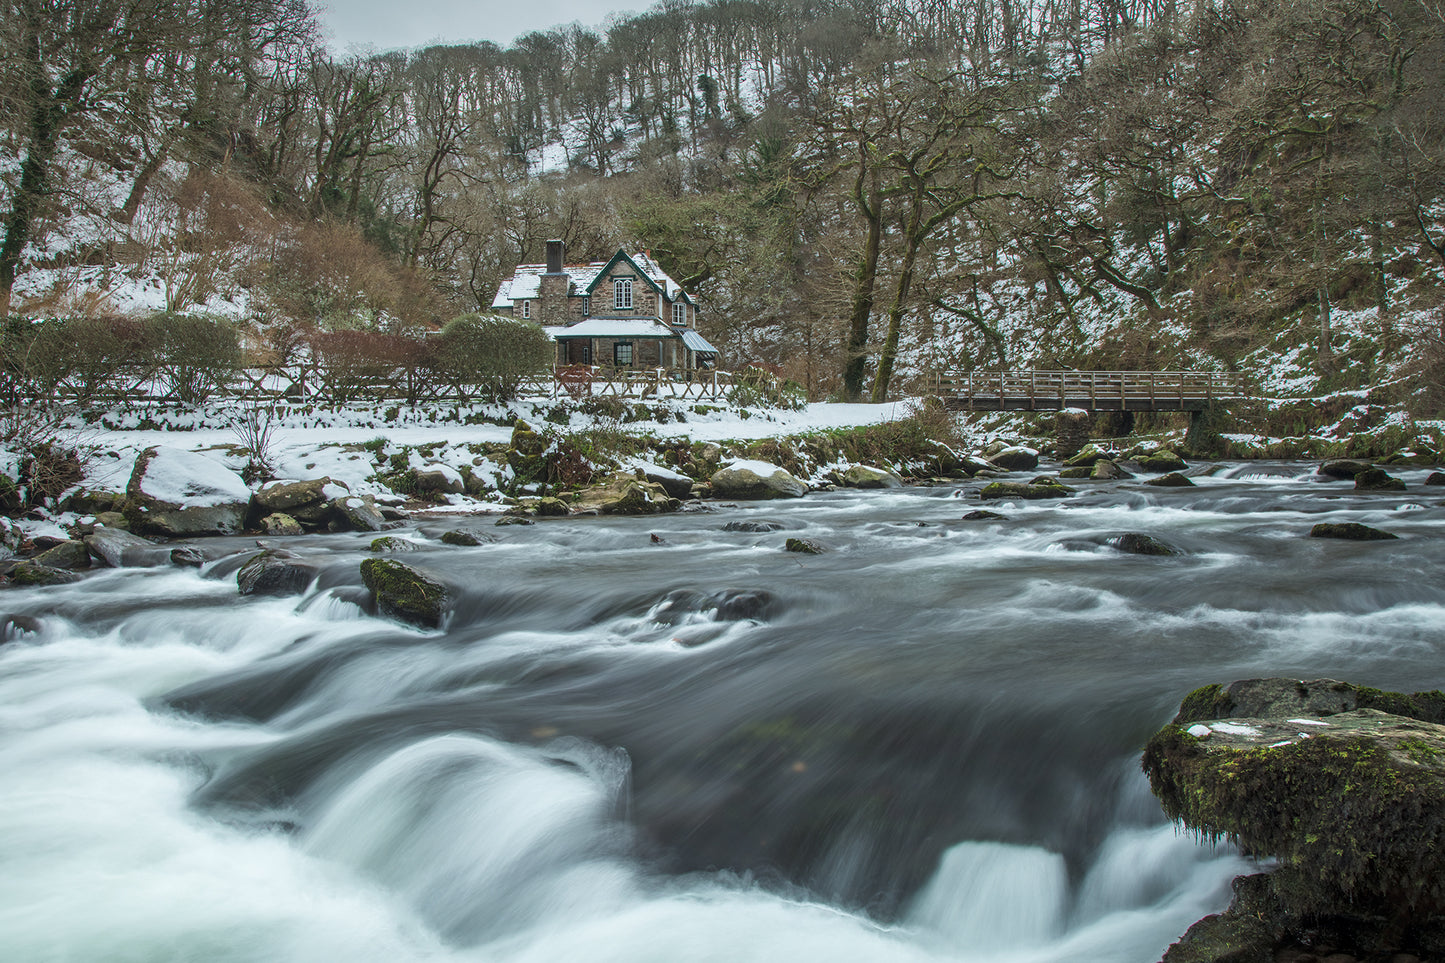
1286,719 -> 1330,726
1187,725 -> 1212,738
135,449 -> 250,506
1209,722 -> 1263,737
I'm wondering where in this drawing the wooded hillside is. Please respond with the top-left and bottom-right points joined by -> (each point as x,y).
3,0 -> 1442,405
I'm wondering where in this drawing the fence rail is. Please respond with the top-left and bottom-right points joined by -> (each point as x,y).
1,363 -> 739,408
934,370 -> 1247,412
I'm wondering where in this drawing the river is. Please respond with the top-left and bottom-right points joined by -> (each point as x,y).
2,462 -> 1442,962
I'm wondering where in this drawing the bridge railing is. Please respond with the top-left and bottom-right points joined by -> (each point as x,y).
933,370 -> 1246,409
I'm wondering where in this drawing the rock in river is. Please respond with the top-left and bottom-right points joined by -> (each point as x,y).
237,551 -> 317,597
1146,678 -> 1445,962
1308,522 -> 1398,541
360,558 -> 449,628
979,480 -> 1073,500
1354,468 -> 1406,492
710,461 -> 807,499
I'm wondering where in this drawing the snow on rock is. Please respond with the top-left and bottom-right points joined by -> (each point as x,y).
129,447 -> 250,507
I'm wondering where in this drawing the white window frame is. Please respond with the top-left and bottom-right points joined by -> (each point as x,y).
614,277 -> 633,310
520,300 -> 530,319
672,302 -> 686,326
582,296 -> 591,316
613,341 -> 633,366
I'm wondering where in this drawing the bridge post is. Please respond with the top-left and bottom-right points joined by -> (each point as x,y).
1055,408 -> 1091,459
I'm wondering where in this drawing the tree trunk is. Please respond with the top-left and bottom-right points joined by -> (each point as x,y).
1316,286 -> 1334,373
871,230 -> 923,403
841,174 -> 882,402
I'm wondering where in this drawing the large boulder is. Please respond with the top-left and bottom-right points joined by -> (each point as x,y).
1318,459 -> 1374,479
1146,677 -> 1445,959
1090,459 -> 1133,480
710,461 -> 807,500
414,464 -> 465,496
978,480 -> 1073,500
332,495 -> 386,532
1144,472 -> 1195,488
84,528 -> 163,568
1354,468 -> 1406,492
236,551 -> 317,597
1134,449 -> 1187,472
253,477 -> 342,522
360,558 -> 449,628
836,464 -> 903,489
1109,532 -> 1180,556
32,540 -> 90,571
124,447 -> 252,537
572,472 -> 680,515
1064,443 -> 1119,468
987,447 -> 1039,472
636,462 -> 697,499
1309,522 -> 1397,541
4,561 -> 82,586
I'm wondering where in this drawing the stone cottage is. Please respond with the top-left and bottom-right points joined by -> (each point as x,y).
492,241 -> 720,371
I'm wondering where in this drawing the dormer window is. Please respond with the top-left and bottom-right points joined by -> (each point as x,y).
672,302 -> 686,326
614,278 -> 633,310
520,300 -> 530,319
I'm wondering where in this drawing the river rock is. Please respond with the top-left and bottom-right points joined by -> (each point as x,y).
1091,459 -> 1133,480
1172,678 -> 1445,726
261,513 -> 304,536
94,511 -> 129,530
370,536 -> 422,553
1144,472 -> 1195,487
32,540 -> 91,570
415,465 -> 465,496
1109,533 -> 1180,556
494,515 -> 534,526
236,551 -> 317,597
710,461 -> 807,500
439,530 -> 489,546
124,447 -> 252,537
722,520 -> 785,533
253,477 -> 340,520
988,447 -> 1039,472
1064,443 -> 1119,468
784,537 -> 826,554
169,546 -> 210,567
84,528 -> 161,568
1318,459 -> 1374,479
1058,466 -> 1093,479
1426,471 -> 1445,486
533,497 -> 571,517
1354,468 -> 1406,492
1135,450 -> 1187,472
1309,522 -> 1398,541
638,463 -> 696,499
962,510 -> 1006,521
360,558 -> 449,628
332,495 -> 386,532
1144,706 -> 1445,918
978,480 -> 1073,500
4,561 -> 83,586
572,472 -> 679,514
837,464 -> 904,489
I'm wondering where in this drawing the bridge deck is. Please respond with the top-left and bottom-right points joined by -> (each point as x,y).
936,370 -> 1245,412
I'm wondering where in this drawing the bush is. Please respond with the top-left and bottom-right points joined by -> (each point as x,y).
310,330 -> 430,403
431,314 -> 553,402
147,313 -> 240,405
727,365 -> 807,410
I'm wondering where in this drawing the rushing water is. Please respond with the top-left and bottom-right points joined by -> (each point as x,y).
2,461 -> 1444,962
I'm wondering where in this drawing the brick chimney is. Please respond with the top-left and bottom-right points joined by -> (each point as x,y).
538,239 -> 569,324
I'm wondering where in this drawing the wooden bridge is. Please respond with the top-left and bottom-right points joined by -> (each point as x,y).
934,370 -> 1246,412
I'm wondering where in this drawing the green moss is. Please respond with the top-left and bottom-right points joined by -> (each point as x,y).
1355,687 -> 1445,724
359,558 -> 448,628
1175,684 -> 1235,725
1143,724 -> 1445,915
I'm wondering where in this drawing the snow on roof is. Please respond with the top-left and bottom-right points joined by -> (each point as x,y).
551,318 -> 677,339
494,250 -> 690,307
680,329 -> 719,354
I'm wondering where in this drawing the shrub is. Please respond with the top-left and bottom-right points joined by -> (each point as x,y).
147,313 -> 240,405
431,314 -> 553,402
310,330 -> 430,403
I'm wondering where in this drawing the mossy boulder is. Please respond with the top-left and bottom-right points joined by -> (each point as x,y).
1135,450 -> 1187,472
1144,471 -> 1195,488
1063,443 -> 1118,468
332,495 -> 386,532
439,529 -> 490,546
1160,873 -> 1282,963
4,561 -> 83,586
837,464 -> 903,489
1109,533 -> 1180,556
1425,471 -> 1445,486
1091,459 -> 1133,480
1059,466 -> 1093,479
784,537 -> 826,554
572,472 -> 679,515
370,536 -> 421,553
962,510 -> 1006,521
1354,468 -> 1406,492
1148,678 -> 1445,933
261,513 -> 304,536
1144,709 -> 1445,917
84,528 -> 161,568
124,446 -> 252,537
978,480 -> 1074,500
359,558 -> 449,628
1309,522 -> 1398,541
254,477 -> 338,522
32,540 -> 91,570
